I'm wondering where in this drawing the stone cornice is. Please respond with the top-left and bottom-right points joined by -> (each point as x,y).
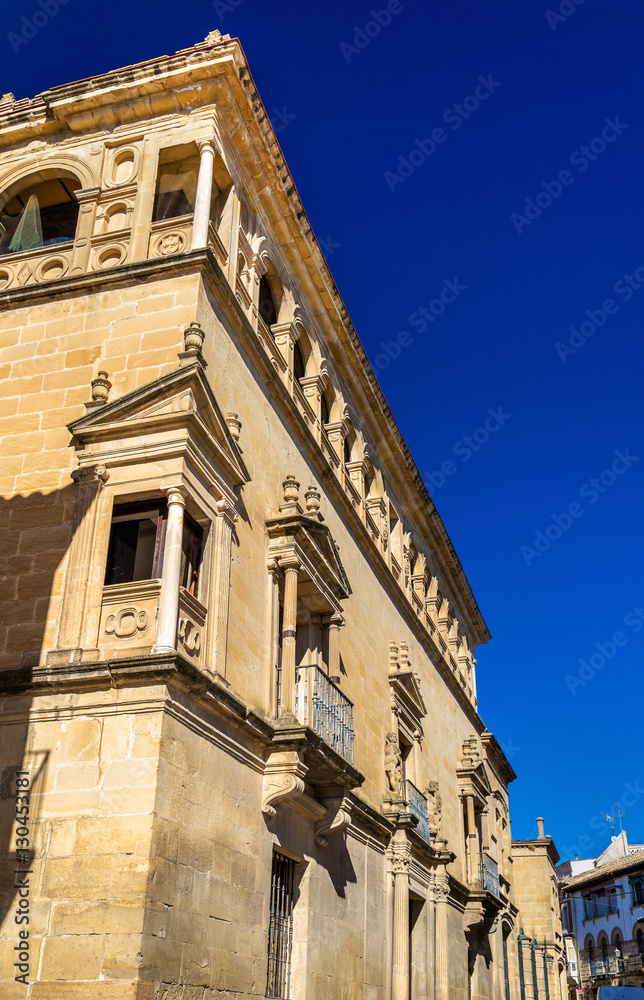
0,35 -> 489,650
512,837 -> 561,868
481,730 -> 517,787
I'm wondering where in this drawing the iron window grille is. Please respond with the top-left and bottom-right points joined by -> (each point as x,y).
267,851 -> 296,999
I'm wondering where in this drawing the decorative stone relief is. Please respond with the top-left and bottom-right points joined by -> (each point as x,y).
178,616 -> 201,656
35,255 -> 69,282
177,588 -> 207,665
156,232 -> 186,256
93,243 -> 127,269
261,750 -> 308,816
99,579 -> 161,653
104,607 -> 149,639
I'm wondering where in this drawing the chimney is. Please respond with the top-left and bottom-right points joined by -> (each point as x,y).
537,816 -> 545,839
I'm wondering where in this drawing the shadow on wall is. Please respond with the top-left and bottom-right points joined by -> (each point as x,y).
0,484 -> 77,930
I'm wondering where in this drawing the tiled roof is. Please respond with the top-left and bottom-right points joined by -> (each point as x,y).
561,848 -> 644,889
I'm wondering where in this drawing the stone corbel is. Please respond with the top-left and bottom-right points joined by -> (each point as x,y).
261,750 -> 308,816
314,796 -> 352,847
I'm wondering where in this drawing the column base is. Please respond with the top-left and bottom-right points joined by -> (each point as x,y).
151,644 -> 176,654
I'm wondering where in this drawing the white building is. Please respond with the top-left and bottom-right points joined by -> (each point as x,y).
559,834 -> 644,999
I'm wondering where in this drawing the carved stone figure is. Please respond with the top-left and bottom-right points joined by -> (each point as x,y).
426,779 -> 443,840
384,731 -> 402,795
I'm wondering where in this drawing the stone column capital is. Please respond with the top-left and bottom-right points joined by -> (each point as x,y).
196,138 -> 218,157
163,485 -> 188,508
215,497 -> 238,525
279,556 -> 301,573
71,463 -> 110,485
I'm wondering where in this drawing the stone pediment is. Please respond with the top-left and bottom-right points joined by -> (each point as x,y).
267,508 -> 351,609
68,358 -> 250,490
457,735 -> 492,803
389,669 -> 426,726
388,641 -> 426,736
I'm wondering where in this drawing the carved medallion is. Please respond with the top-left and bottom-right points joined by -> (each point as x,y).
104,607 -> 149,639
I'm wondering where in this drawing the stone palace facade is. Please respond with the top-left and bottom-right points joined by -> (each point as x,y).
0,31 -> 564,1000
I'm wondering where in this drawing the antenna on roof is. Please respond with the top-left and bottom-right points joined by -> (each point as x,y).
617,801 -> 623,834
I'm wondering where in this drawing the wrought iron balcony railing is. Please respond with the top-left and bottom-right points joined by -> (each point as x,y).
589,957 -> 625,978
294,664 -> 354,764
479,852 -> 500,898
403,779 -> 432,844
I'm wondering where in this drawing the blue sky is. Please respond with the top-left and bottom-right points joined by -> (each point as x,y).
4,0 -> 644,859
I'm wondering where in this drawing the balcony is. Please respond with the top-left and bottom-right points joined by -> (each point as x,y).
479,852 -> 501,898
589,957 -> 625,977
97,580 -> 207,668
403,779 -> 432,845
294,664 -> 354,764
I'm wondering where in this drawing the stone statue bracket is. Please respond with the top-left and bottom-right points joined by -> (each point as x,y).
314,796 -> 352,847
384,731 -> 403,800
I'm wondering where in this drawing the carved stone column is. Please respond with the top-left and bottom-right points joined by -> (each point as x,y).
267,559 -> 281,715
191,139 -> 217,250
56,464 -> 109,655
152,486 -> 187,653
392,843 -> 411,1000
466,794 -> 479,883
70,186 -> 100,275
209,498 -> 237,676
279,557 -> 299,718
434,873 -> 450,1000
323,612 -> 344,682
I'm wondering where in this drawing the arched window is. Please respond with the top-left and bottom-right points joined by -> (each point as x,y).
585,935 -> 594,960
293,339 -> 305,382
293,329 -> 312,386
599,933 -> 608,961
258,274 -> 278,327
364,459 -> 377,499
637,928 -> 644,960
0,175 -> 81,254
320,385 -> 334,427
343,438 -> 351,465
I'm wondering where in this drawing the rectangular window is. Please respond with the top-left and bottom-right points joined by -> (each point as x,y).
180,513 -> 204,597
267,851 -> 296,999
634,879 -> 644,906
105,501 -> 166,585
153,153 -> 199,222
105,500 -> 204,592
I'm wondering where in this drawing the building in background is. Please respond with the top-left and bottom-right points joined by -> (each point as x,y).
558,834 -> 644,999
0,31 -> 564,1000
512,818 -> 567,1000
